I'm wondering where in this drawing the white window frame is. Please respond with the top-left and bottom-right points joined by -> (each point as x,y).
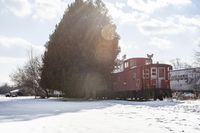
158,67 -> 165,78
151,67 -> 157,78
143,69 -> 149,79
124,61 -> 129,68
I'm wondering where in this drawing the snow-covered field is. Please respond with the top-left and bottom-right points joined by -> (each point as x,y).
0,96 -> 200,133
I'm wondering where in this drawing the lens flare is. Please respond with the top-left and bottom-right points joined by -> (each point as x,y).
101,24 -> 115,41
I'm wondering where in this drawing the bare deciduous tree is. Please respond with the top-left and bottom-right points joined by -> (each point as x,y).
194,45 -> 200,67
10,49 -> 47,98
170,58 -> 192,70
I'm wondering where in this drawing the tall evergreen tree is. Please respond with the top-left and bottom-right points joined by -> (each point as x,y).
40,0 -> 120,98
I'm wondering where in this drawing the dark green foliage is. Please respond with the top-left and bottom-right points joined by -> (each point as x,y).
40,0 -> 120,98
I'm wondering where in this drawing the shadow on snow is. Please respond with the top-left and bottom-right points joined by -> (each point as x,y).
0,97 -> 182,122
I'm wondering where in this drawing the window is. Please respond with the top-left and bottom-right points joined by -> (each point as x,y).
130,60 -> 136,67
151,68 -> 157,76
159,68 -> 165,78
124,61 -> 129,68
168,67 -> 171,71
143,69 -> 149,79
170,74 -> 188,81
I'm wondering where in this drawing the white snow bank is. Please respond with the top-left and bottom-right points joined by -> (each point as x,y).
0,97 -> 200,133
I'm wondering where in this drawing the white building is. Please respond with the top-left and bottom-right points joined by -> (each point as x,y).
170,68 -> 200,92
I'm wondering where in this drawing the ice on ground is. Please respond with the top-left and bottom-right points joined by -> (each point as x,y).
0,97 -> 200,133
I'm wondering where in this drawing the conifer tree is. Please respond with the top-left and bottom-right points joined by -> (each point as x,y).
40,0 -> 120,98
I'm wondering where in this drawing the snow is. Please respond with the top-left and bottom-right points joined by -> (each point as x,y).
0,97 -> 200,133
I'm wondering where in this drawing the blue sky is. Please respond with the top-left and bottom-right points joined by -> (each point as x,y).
0,0 -> 200,85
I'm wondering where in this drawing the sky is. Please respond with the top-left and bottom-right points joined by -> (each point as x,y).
0,0 -> 200,85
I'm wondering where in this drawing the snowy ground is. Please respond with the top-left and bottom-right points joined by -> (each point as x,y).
0,96 -> 200,133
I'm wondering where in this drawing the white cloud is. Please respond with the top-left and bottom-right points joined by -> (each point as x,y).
0,35 -> 44,58
105,1 -> 199,36
105,2 -> 124,19
149,37 -> 173,50
127,0 -> 191,13
115,2 -> 126,9
138,15 -> 200,35
169,15 -> 200,28
105,2 -> 149,25
2,0 -> 32,17
32,0 -> 72,21
119,39 -> 139,50
0,56 -> 26,64
1,0 -> 73,20
104,1 -> 199,65
137,17 -> 185,35
0,35 -> 44,51
120,11 -> 150,25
